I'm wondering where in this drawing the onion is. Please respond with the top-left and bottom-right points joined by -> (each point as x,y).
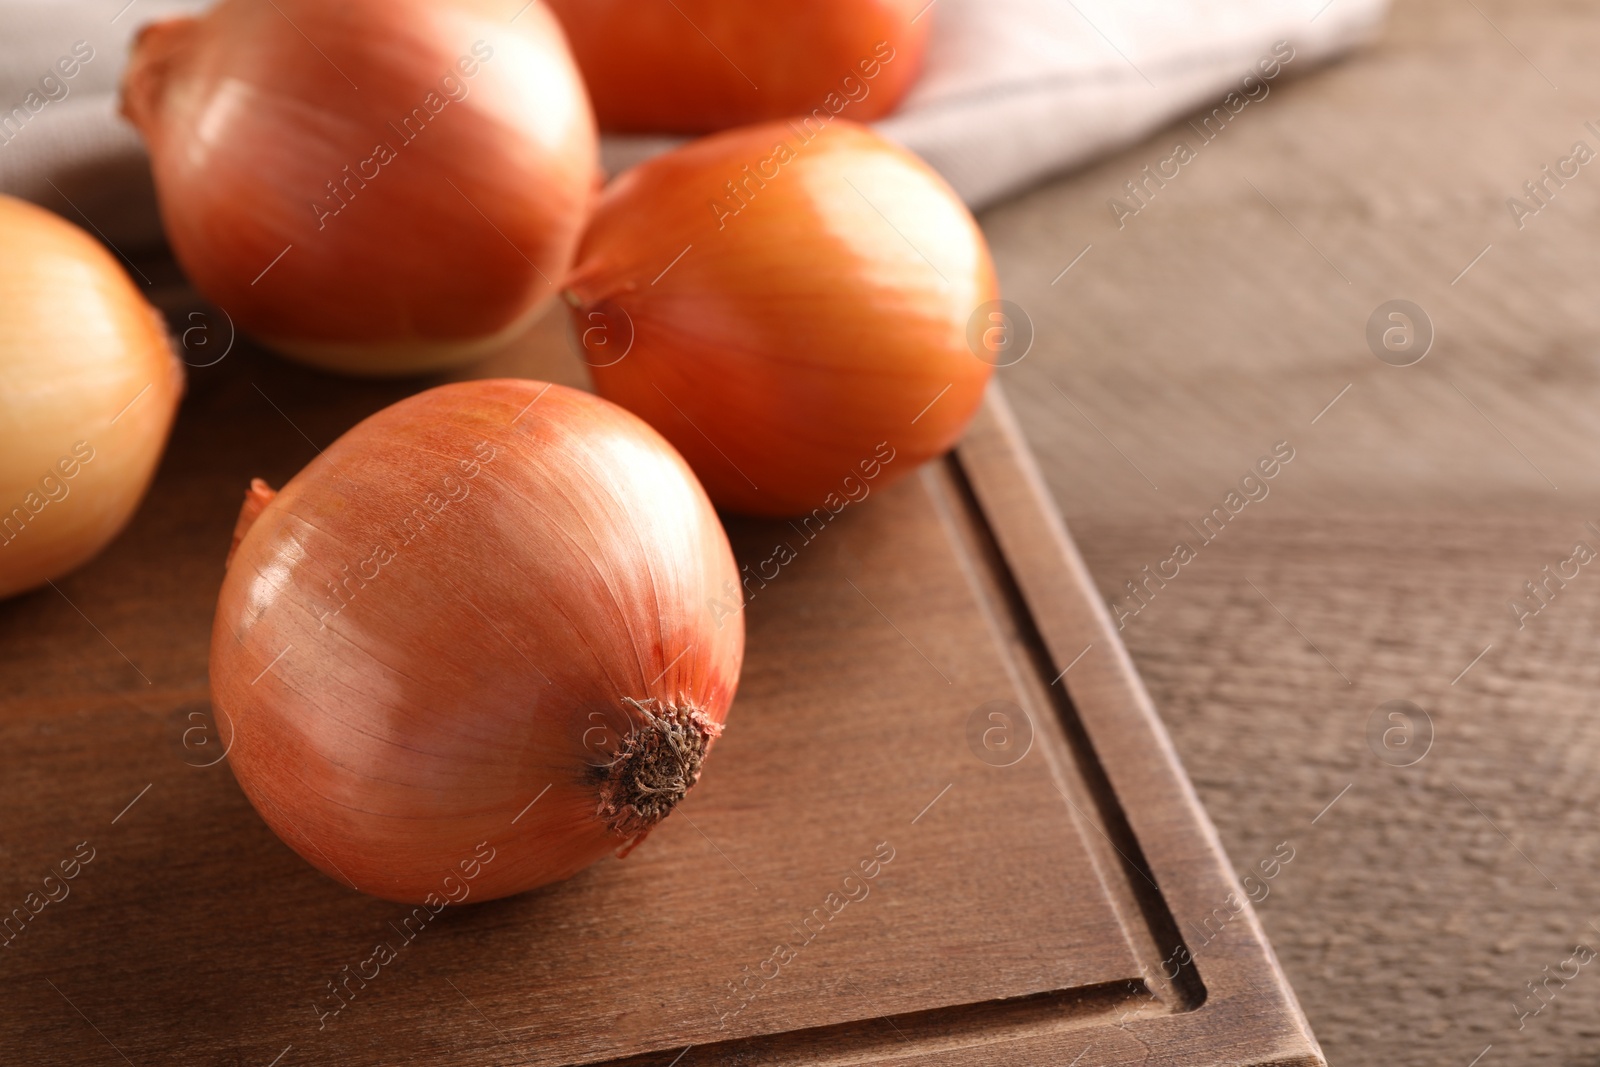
210,380 -> 743,903
546,0 -> 929,133
565,119 -> 996,517
0,195 -> 183,600
121,0 -> 598,376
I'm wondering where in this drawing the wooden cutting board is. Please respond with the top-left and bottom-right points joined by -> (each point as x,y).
0,274 -> 1322,1066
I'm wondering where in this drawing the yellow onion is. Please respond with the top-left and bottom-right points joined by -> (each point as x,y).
211,380 -> 744,903
546,0 -> 931,134
0,195 -> 183,600
121,0 -> 598,376
566,119 -> 997,517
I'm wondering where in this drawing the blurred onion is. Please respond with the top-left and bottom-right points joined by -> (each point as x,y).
121,0 -> 598,375
0,195 -> 183,599
546,0 -> 930,133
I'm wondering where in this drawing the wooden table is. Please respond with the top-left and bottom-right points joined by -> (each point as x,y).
984,0 -> 1600,1062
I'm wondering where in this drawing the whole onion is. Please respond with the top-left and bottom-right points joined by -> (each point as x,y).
121,0 -> 598,376
210,380 -> 743,903
0,195 -> 183,600
546,0 -> 930,133
566,119 -> 997,517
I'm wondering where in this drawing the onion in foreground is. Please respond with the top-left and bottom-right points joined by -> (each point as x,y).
121,0 -> 598,376
0,195 -> 183,600
210,380 -> 743,903
566,119 -> 997,517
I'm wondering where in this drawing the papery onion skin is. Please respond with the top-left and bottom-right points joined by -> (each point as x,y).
566,119 -> 995,517
121,0 -> 598,376
209,380 -> 743,903
0,195 -> 183,600
546,0 -> 929,134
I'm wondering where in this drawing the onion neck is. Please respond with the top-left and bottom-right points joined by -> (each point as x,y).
119,16 -> 202,136
598,699 -> 721,849
558,255 -> 631,310
226,478 -> 277,570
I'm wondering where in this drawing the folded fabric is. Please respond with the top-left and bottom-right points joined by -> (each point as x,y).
0,0 -> 1387,250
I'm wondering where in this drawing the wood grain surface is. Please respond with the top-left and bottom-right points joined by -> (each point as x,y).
0,252 -> 1318,1064
980,0 -> 1600,1064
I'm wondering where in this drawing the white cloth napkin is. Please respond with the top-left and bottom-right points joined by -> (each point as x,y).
0,0 -> 1387,249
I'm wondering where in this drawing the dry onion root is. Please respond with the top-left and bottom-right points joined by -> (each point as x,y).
210,380 -> 743,903
0,195 -> 183,600
120,0 -> 598,376
566,119 -> 998,517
